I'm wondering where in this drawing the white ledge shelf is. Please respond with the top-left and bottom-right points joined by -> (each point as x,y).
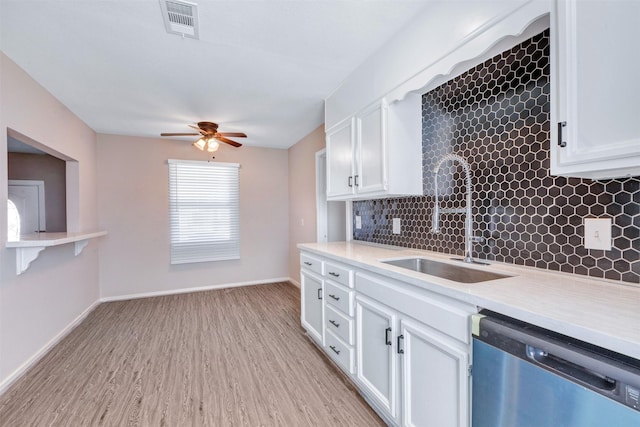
6,231 -> 107,275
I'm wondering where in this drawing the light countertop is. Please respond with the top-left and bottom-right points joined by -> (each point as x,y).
298,241 -> 640,359
6,231 -> 107,248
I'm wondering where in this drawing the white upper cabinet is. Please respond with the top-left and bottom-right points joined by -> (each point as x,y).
326,118 -> 355,199
357,101 -> 387,195
325,95 -> 423,201
551,0 -> 640,179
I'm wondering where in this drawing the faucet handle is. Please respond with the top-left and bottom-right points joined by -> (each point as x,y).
470,235 -> 485,244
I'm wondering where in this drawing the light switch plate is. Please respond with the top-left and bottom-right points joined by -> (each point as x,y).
355,215 -> 362,230
392,218 -> 401,234
584,218 -> 612,250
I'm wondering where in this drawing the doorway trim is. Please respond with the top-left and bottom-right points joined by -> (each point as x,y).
315,149 -> 328,243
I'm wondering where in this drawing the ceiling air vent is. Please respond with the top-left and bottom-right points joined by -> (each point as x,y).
160,0 -> 199,39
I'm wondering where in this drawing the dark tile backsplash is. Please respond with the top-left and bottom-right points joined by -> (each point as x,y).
353,30 -> 640,284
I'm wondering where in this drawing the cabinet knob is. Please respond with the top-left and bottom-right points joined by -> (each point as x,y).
329,294 -> 340,301
317,288 -> 322,300
304,261 -> 312,266
348,176 -> 353,187
397,334 -> 405,354
329,345 -> 341,355
328,271 -> 340,278
329,320 -> 340,328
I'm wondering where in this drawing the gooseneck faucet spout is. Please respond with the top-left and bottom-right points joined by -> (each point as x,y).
432,154 -> 483,264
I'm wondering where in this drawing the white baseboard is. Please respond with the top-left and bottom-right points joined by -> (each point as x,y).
0,299 -> 100,395
100,277 -> 293,302
288,277 -> 301,288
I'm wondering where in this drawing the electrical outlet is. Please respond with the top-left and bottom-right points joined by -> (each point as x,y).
355,215 -> 362,230
584,218 -> 612,250
392,218 -> 401,235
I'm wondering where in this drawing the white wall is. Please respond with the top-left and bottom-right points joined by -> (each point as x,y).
287,126 -> 326,284
96,134 -> 289,299
0,53 -> 100,389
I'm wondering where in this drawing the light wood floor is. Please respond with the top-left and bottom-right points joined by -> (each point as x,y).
0,282 -> 384,426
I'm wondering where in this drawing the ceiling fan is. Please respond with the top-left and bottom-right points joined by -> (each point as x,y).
161,121 -> 246,152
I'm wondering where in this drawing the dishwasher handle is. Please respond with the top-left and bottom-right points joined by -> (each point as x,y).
526,345 -> 617,392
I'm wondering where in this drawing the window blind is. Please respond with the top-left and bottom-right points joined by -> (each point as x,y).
168,159 -> 240,264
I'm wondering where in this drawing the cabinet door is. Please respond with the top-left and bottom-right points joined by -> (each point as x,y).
552,0 -> 640,179
400,318 -> 469,427
356,100 -> 387,195
326,118 -> 355,199
300,271 -> 324,345
355,295 -> 399,423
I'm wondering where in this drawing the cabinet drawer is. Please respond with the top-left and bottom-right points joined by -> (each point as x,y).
300,253 -> 323,276
325,330 -> 355,374
325,304 -> 354,345
325,281 -> 354,317
324,261 -> 353,288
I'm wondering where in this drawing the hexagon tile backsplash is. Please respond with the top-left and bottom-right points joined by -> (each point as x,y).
353,30 -> 640,284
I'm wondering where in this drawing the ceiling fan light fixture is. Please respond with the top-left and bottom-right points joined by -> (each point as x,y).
193,137 -> 207,150
206,139 -> 220,152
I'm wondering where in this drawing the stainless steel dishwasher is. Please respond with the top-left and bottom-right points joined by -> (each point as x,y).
472,311 -> 640,427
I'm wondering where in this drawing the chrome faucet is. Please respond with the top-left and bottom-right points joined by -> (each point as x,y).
432,154 -> 484,264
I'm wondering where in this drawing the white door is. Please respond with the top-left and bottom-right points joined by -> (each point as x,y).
326,118 -> 355,199
400,318 -> 469,427
356,295 -> 399,422
356,100 -> 387,195
552,0 -> 640,178
300,271 -> 324,345
8,180 -> 46,233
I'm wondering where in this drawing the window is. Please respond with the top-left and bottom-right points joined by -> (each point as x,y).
168,160 -> 240,264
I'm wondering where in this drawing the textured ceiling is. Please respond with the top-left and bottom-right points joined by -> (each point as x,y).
0,0 -> 431,149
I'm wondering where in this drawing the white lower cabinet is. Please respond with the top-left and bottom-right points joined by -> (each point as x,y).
355,295 -> 399,424
300,270 -> 324,345
400,318 -> 469,427
299,250 -> 473,427
355,272 -> 472,427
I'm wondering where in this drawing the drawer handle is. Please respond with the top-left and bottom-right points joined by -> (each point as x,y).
397,334 -> 405,354
329,320 -> 340,328
303,261 -> 312,266
329,345 -> 341,355
328,294 -> 340,301
328,272 -> 340,278
385,327 -> 392,346
317,288 -> 322,300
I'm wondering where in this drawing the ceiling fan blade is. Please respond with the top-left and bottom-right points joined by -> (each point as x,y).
217,132 -> 247,138
161,132 -> 200,136
215,136 -> 243,147
188,124 -> 207,134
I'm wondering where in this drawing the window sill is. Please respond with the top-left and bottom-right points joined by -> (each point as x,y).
6,231 -> 107,275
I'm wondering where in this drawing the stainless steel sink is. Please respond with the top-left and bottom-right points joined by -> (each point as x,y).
381,257 -> 511,283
